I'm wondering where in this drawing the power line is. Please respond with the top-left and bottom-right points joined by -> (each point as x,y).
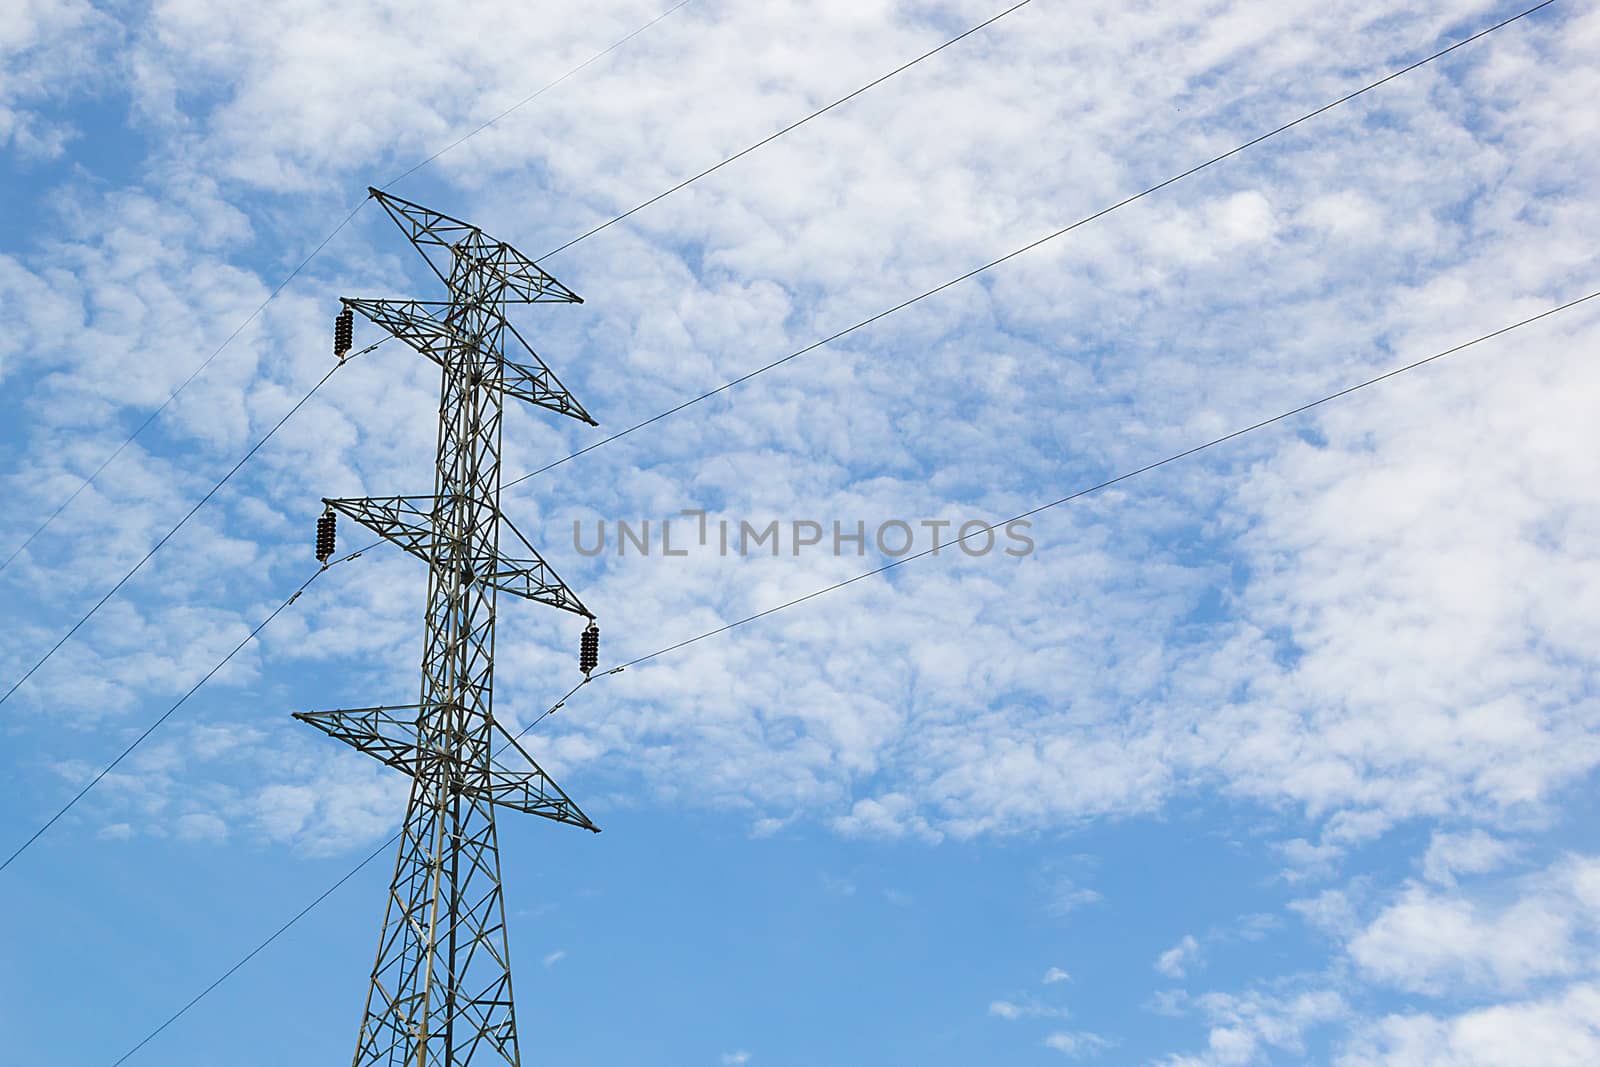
62,0 -> 1576,1050
541,0 -> 1037,259
0,342 -> 385,712
502,0 -> 1557,493
102,283 -> 1598,1063
0,539 -> 382,875
0,0 -> 697,578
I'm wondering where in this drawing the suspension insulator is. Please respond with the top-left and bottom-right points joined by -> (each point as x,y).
316,509 -> 337,563
334,307 -> 354,358
579,622 -> 599,675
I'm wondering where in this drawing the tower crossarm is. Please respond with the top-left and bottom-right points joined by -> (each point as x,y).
294,704 -> 425,778
481,718 -> 599,830
367,187 -> 583,305
325,495 -> 592,617
495,512 -> 592,618
342,298 -> 595,425
293,705 -> 599,832
325,494 -> 437,558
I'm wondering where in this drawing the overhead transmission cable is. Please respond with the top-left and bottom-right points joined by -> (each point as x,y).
14,0 -> 1555,697
104,283 -> 1599,1065
0,539 -> 384,874
0,0 -> 699,578
66,1 -> 1573,1052
504,0 -> 1557,492
0,340 -> 385,712
24,0 -> 1560,967
540,0 -> 1038,259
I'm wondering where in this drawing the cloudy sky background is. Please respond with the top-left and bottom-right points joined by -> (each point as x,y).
2,0 -> 1599,1063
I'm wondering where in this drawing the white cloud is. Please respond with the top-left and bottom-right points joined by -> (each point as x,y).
176,811 -> 228,842
1232,914 -> 1278,942
988,994 -> 1069,1022
1339,982 -> 1600,1067
0,0 -> 117,159
720,1052 -> 750,1066
542,949 -> 566,968
830,793 -> 941,842
1044,1030 -> 1110,1058
1157,935 -> 1203,980
1348,856 -> 1600,997
1290,885 -> 1364,938
1160,988 -> 1346,1067
1046,879 -> 1104,919
1351,888 -> 1569,995
1202,852 -> 1600,1065
1422,829 -> 1519,886
1043,966 -> 1071,985
1208,190 -> 1277,248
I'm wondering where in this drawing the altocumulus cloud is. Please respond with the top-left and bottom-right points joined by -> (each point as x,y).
2,1 -> 1599,1063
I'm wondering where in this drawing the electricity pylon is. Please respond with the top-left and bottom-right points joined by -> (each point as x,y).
297,188 -> 599,1066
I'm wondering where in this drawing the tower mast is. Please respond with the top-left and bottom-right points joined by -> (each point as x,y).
298,188 -> 598,1066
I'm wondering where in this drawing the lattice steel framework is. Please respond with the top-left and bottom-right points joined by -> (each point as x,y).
298,188 -> 598,1067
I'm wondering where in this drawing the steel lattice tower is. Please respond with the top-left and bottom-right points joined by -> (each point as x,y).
297,188 -> 599,1067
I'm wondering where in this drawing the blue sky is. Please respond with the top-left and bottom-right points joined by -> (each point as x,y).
3,1 -> 1600,1064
